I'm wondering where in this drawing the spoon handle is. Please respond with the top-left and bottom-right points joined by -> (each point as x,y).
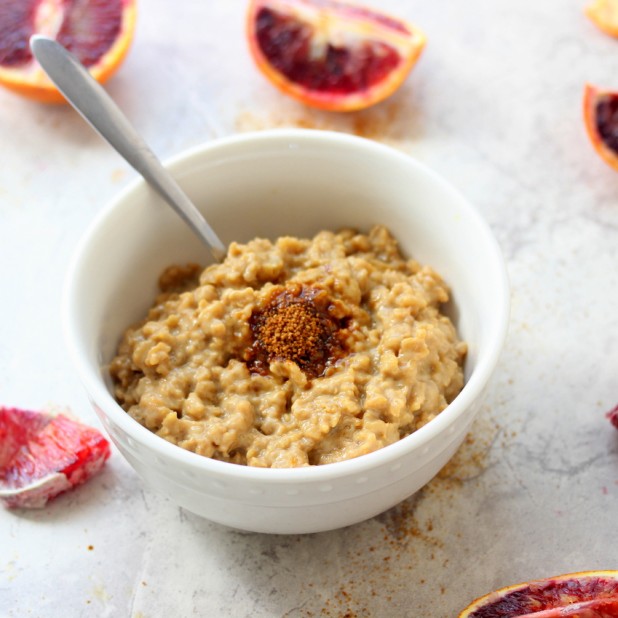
30,35 -> 227,263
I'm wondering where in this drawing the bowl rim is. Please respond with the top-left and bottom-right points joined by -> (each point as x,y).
63,128 -> 510,483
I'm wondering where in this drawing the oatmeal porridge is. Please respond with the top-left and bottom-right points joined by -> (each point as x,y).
109,226 -> 466,467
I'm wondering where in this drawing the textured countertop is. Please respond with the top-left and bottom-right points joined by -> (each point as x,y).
1,1 -> 617,616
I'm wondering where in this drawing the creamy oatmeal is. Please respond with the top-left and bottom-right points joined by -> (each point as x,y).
110,226 -> 466,468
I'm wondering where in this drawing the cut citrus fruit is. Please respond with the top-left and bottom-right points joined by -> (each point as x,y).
246,0 -> 426,112
0,0 -> 137,104
0,407 -> 111,508
583,84 -> 618,171
459,571 -> 618,617
607,403 -> 618,430
586,0 -> 618,37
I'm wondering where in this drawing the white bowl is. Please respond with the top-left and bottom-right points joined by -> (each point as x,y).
63,129 -> 509,534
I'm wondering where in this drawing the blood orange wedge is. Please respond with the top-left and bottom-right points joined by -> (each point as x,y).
0,0 -> 137,103
0,407 -> 111,508
607,403 -> 618,430
459,571 -> 618,617
583,84 -> 618,171
586,0 -> 618,37
246,0 -> 426,112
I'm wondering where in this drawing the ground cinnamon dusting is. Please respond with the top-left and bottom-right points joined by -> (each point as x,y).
234,100 -> 412,142
298,413 -> 506,617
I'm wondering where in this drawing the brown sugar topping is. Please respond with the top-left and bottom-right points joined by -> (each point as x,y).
246,284 -> 350,378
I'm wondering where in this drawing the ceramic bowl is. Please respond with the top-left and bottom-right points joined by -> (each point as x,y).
63,129 -> 509,534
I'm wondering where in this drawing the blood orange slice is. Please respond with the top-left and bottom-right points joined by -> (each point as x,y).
246,0 -> 426,112
459,571 -> 618,617
0,0 -> 137,103
586,0 -> 618,37
607,403 -> 618,430
583,84 -> 618,171
0,407 -> 111,508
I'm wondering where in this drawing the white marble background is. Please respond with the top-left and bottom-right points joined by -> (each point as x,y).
1,1 -> 617,616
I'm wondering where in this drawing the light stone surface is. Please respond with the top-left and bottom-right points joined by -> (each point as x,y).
1,0 -> 617,616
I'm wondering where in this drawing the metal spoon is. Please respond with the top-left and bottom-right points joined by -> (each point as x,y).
30,35 -> 227,263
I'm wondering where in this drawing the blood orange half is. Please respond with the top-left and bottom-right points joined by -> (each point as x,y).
0,0 -> 137,103
583,83 -> 618,172
246,0 -> 426,112
459,571 -> 618,617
